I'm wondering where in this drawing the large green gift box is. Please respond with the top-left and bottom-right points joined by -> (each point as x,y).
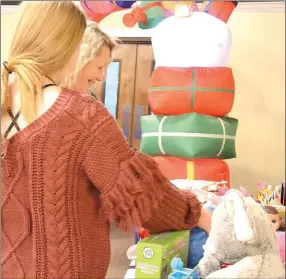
140,113 -> 238,159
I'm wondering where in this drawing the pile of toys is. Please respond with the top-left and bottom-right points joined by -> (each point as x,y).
126,189 -> 285,279
133,179 -> 254,270
257,181 -> 285,230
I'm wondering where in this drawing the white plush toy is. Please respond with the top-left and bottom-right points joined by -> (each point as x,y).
199,190 -> 285,278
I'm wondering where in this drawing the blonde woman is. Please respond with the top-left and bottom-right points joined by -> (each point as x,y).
65,22 -> 117,98
1,3 -> 211,279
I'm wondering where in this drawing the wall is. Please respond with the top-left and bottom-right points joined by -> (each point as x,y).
227,11 -> 285,194
1,13 -> 17,63
1,6 -> 285,194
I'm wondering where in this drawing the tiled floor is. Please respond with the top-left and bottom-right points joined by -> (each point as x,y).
106,223 -> 134,279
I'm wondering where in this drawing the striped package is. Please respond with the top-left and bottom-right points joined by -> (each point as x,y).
140,113 -> 238,159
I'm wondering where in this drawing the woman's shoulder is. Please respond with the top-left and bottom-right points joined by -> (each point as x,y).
62,87 -> 113,132
62,87 -> 96,102
63,87 -> 104,113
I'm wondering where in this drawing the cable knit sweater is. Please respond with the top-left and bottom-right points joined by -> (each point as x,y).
1,88 -> 201,279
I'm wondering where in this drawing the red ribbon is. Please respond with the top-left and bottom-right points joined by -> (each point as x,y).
123,1 -> 162,28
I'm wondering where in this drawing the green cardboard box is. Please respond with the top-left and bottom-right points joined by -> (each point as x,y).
135,230 -> 190,279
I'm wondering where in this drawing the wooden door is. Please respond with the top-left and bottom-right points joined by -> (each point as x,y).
131,45 -> 155,150
95,44 -> 137,144
96,43 -> 154,149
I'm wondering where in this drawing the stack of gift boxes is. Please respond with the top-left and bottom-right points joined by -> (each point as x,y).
139,1 -> 239,188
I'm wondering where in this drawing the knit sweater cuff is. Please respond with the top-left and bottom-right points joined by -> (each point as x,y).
142,185 -> 202,234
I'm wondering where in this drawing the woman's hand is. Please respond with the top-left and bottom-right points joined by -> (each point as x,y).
197,208 -> 212,234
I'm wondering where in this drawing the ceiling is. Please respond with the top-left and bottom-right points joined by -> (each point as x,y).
1,0 -> 285,5
2,1 -> 21,5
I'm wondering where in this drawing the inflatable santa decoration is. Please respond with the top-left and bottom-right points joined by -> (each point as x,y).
137,1 -> 239,186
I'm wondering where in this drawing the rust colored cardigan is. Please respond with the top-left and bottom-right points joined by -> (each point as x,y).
1,89 -> 201,279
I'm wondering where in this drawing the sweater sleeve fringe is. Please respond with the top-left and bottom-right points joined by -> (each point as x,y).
99,152 -> 202,233
99,152 -> 167,231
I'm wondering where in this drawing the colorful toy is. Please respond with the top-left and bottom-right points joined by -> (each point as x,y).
263,205 -> 282,231
257,181 -> 268,203
198,190 -> 285,278
263,185 -> 274,201
137,227 -> 150,239
168,257 -> 194,279
135,231 -> 190,278
256,181 -> 286,205
269,182 -> 286,206
271,205 -> 286,229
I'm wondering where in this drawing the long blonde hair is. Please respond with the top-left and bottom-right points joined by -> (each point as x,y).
65,21 -> 119,89
1,1 -> 86,123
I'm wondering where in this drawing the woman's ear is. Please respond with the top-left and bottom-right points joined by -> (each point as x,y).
224,190 -> 254,242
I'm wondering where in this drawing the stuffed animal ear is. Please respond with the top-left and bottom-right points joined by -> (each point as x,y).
224,190 -> 254,242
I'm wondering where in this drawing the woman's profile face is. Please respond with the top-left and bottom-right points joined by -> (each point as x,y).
78,46 -> 111,92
